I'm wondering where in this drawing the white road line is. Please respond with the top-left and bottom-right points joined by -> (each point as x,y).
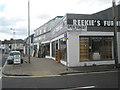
3,74 -> 62,78
79,86 -> 96,89
2,61 -> 7,70
60,86 -> 95,90
67,70 -> 118,76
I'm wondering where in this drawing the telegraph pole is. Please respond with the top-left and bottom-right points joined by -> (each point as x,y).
112,0 -> 118,68
28,0 -> 30,63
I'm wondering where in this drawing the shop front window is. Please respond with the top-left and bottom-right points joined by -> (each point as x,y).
45,43 -> 50,56
80,38 -> 89,60
38,44 -> 46,58
80,37 -> 113,61
33,45 -> 37,57
59,38 -> 67,61
52,40 -> 59,57
52,41 -> 56,57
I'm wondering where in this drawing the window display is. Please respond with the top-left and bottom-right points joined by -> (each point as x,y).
59,38 -> 67,61
52,41 -> 56,57
45,43 -> 50,56
80,37 -> 113,61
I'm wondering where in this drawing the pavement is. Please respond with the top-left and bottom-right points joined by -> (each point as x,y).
2,56 -> 119,77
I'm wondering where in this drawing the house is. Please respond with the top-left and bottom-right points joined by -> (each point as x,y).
1,39 -> 24,54
1,39 -> 11,54
24,34 -> 34,56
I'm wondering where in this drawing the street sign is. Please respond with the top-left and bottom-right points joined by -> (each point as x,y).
64,32 -> 68,40
64,37 -> 68,40
64,32 -> 67,38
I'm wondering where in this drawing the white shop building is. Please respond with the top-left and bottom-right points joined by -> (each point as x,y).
33,5 -> 120,67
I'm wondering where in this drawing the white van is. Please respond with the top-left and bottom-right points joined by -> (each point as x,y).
13,51 -> 21,64
7,51 -> 23,64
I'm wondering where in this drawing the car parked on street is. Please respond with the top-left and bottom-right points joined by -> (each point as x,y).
7,51 -> 23,64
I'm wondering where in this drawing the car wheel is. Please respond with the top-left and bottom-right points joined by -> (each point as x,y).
21,59 -> 23,64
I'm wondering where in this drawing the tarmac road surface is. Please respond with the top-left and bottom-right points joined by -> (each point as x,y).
2,71 -> 119,89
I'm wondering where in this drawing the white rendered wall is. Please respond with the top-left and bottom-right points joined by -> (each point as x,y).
118,32 -> 120,64
67,31 -> 115,67
43,31 -> 115,67
67,32 -> 80,67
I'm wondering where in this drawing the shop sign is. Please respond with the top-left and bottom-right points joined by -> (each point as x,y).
67,19 -> 120,27
67,25 -> 87,31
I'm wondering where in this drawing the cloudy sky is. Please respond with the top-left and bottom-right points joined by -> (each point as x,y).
0,0 -> 120,41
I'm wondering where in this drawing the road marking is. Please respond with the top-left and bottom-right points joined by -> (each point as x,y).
2,61 -> 7,71
59,85 -> 95,90
79,86 -> 95,88
3,74 -> 62,78
67,70 -> 118,76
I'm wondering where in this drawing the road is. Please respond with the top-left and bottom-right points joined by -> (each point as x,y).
2,54 -> 8,67
2,71 -> 119,89
1,53 -> 119,89
1,54 -> 7,90
0,50 -> 2,67
0,50 -> 2,90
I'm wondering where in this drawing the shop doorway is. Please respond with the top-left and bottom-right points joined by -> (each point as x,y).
91,37 -> 102,60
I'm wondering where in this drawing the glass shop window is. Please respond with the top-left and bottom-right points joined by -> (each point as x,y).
52,41 -> 56,57
80,37 -> 113,61
45,43 -> 50,56
59,38 -> 67,61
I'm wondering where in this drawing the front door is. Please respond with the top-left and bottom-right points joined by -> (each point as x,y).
91,37 -> 102,60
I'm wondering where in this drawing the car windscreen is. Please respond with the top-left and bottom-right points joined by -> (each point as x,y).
10,52 -> 20,56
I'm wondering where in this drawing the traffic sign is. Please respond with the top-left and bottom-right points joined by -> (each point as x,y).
64,32 -> 67,38
64,37 -> 68,40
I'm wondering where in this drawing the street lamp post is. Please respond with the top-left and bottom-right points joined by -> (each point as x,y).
10,28 -> 16,50
28,0 -> 30,63
112,0 -> 118,68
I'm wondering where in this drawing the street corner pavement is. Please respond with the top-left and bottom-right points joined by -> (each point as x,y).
2,57 -> 73,76
2,61 -> 32,76
2,56 -> 118,77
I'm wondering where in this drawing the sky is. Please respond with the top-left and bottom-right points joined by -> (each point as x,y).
0,0 -> 120,41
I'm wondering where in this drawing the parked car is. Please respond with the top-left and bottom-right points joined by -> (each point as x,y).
7,51 -> 23,64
